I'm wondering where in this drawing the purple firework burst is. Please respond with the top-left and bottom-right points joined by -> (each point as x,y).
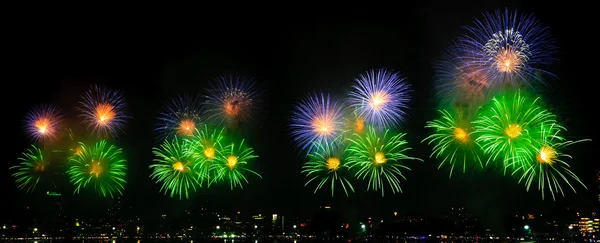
155,94 -> 204,141
78,85 -> 129,139
434,41 -> 493,107
348,68 -> 412,129
205,73 -> 259,126
290,92 -> 344,152
24,104 -> 63,143
459,8 -> 557,88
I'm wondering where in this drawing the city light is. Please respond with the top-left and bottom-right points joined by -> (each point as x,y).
361,224 -> 366,229
568,225 -> 573,230
524,225 -> 530,230
293,224 -> 297,229
254,225 -> 258,229
216,225 -> 220,230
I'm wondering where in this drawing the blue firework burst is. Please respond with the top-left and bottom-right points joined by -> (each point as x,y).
24,104 -> 63,143
290,92 -> 344,152
348,68 -> 412,129
459,8 -> 557,88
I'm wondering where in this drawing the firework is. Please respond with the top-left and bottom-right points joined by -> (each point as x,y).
67,140 -> 127,198
434,43 -> 492,108
459,8 -> 556,88
212,139 -> 261,190
155,95 -> 204,140
150,137 -> 200,199
205,73 -> 258,126
24,104 -> 62,143
342,111 -> 367,137
11,145 -> 49,193
66,129 -> 84,159
516,123 -> 590,200
187,124 -> 225,187
346,126 -> 422,196
79,85 -> 129,138
423,109 -> 483,178
302,139 -> 355,197
473,91 -> 555,173
290,92 -> 344,152
348,68 -> 412,129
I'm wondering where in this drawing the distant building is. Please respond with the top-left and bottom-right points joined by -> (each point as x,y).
578,217 -> 599,236
596,168 -> 600,204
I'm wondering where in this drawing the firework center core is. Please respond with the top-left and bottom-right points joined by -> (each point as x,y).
227,155 -> 238,169
505,124 -> 522,138
224,100 -> 240,116
204,147 -> 215,160
312,116 -> 334,136
90,161 -> 103,177
369,90 -> 389,111
453,127 -> 468,142
178,119 -> 196,136
35,118 -> 50,134
496,48 -> 521,73
173,161 -> 185,172
96,103 -> 116,125
374,152 -> 387,164
34,162 -> 45,172
536,146 -> 557,164
326,157 -> 341,171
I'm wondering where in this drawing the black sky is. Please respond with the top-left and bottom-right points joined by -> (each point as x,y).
5,1 -> 598,228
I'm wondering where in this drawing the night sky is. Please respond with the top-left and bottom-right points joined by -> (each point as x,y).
5,1 -> 597,231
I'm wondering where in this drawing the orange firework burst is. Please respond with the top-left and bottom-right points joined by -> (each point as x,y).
25,104 -> 62,142
454,68 -> 491,103
79,85 -> 129,138
177,119 -> 196,136
206,73 -> 259,125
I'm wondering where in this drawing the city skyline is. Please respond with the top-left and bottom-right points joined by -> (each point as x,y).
4,0 -> 597,235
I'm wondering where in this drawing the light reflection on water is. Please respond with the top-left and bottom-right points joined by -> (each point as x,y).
82,240 -> 431,243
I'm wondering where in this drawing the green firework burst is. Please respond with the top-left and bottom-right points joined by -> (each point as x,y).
516,123 -> 590,200
150,137 -> 200,199
213,139 -> 261,190
187,125 -> 225,187
423,109 -> 483,178
302,140 -> 355,197
346,126 -> 422,196
473,91 -> 555,173
11,145 -> 49,193
67,140 -> 127,198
